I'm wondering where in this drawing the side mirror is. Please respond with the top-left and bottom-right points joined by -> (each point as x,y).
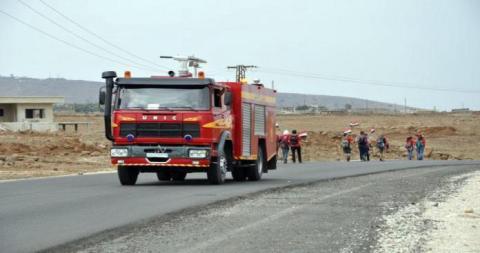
99,87 -> 106,105
224,91 -> 232,106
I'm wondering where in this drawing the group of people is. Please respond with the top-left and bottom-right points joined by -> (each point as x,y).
275,125 -> 428,163
341,129 -> 389,162
278,129 -> 302,164
341,129 -> 426,162
405,134 -> 426,160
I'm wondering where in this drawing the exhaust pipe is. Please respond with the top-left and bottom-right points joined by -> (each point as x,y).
102,71 -> 117,141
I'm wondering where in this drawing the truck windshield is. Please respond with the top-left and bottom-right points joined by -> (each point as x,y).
117,87 -> 210,110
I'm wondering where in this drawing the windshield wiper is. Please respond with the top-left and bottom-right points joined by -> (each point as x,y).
169,106 -> 198,111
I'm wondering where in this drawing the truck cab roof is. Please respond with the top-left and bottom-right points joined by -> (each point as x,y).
116,77 -> 216,88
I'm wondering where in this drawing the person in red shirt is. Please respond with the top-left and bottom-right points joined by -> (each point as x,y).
405,136 -> 416,160
290,129 -> 302,163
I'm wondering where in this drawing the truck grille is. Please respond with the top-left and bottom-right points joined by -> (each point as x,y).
120,123 -> 200,138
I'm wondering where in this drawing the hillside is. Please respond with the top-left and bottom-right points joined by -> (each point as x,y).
0,75 -> 406,111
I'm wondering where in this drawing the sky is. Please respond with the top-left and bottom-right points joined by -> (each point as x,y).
0,0 -> 479,110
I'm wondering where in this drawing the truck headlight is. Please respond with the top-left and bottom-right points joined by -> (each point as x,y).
111,148 -> 128,157
189,149 -> 208,159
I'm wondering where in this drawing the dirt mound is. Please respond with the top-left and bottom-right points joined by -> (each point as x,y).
420,126 -> 457,136
0,143 -> 33,153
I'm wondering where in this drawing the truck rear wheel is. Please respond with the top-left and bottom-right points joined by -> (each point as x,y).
118,166 -> 139,185
171,171 -> 187,181
156,171 -> 172,181
231,167 -> 246,181
208,149 -> 227,185
247,146 -> 264,181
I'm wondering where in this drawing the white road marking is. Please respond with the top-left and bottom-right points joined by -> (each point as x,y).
0,169 -> 115,183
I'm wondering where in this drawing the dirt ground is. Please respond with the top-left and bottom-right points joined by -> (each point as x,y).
0,114 -> 111,180
0,113 -> 479,180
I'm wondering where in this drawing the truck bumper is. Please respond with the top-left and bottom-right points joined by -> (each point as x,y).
110,145 -> 211,168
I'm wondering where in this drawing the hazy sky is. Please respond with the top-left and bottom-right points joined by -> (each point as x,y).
1,0 -> 479,110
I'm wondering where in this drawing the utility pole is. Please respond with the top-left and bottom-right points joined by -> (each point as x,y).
404,97 -> 407,114
227,65 -> 257,82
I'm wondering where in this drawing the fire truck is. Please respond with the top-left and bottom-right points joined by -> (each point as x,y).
100,58 -> 277,185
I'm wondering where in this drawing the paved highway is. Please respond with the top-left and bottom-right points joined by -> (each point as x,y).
1,160 -> 479,252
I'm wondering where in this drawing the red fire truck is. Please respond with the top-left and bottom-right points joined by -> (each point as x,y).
100,66 -> 277,185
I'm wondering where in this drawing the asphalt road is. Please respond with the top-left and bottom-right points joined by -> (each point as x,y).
1,160 -> 479,253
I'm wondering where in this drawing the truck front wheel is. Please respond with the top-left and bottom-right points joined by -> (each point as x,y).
207,149 -> 227,185
247,146 -> 265,181
118,166 -> 139,185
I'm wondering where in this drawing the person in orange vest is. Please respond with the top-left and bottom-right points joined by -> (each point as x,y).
290,129 -> 302,163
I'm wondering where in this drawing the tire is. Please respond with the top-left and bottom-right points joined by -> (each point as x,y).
118,166 -> 139,185
171,171 -> 187,181
156,171 -> 172,181
207,148 -> 227,185
231,167 -> 247,181
247,146 -> 265,181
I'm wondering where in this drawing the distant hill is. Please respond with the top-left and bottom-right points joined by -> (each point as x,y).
0,75 -> 410,111
0,76 -> 100,103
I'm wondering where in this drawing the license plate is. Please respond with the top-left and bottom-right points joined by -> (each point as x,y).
146,153 -> 169,158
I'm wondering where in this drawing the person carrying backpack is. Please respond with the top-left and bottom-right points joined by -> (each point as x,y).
405,136 -> 415,160
357,131 -> 369,161
416,134 -> 426,160
376,134 -> 389,161
341,131 -> 353,161
280,130 -> 290,164
290,129 -> 302,163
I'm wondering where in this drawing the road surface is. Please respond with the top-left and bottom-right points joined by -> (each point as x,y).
0,160 -> 478,252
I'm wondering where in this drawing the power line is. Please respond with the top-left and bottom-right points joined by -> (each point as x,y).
0,9 -> 147,70
17,0 -> 160,73
258,67 -> 480,94
38,0 -> 170,70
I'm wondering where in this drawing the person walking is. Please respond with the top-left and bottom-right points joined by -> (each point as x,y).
290,129 -> 302,163
357,131 -> 369,161
341,131 -> 354,161
279,130 -> 290,164
416,133 -> 426,160
376,134 -> 389,161
405,136 -> 415,160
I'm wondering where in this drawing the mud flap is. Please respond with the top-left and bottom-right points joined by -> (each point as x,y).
266,155 -> 277,171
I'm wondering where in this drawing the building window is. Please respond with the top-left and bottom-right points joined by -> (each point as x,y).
0,109 -> 3,117
25,109 -> 44,119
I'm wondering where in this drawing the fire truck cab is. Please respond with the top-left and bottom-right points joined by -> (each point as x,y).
100,70 -> 277,185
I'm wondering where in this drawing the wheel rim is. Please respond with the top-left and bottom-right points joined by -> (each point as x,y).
257,151 -> 263,175
219,154 -> 227,179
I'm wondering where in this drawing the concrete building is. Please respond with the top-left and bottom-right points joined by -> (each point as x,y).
0,96 -> 64,131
